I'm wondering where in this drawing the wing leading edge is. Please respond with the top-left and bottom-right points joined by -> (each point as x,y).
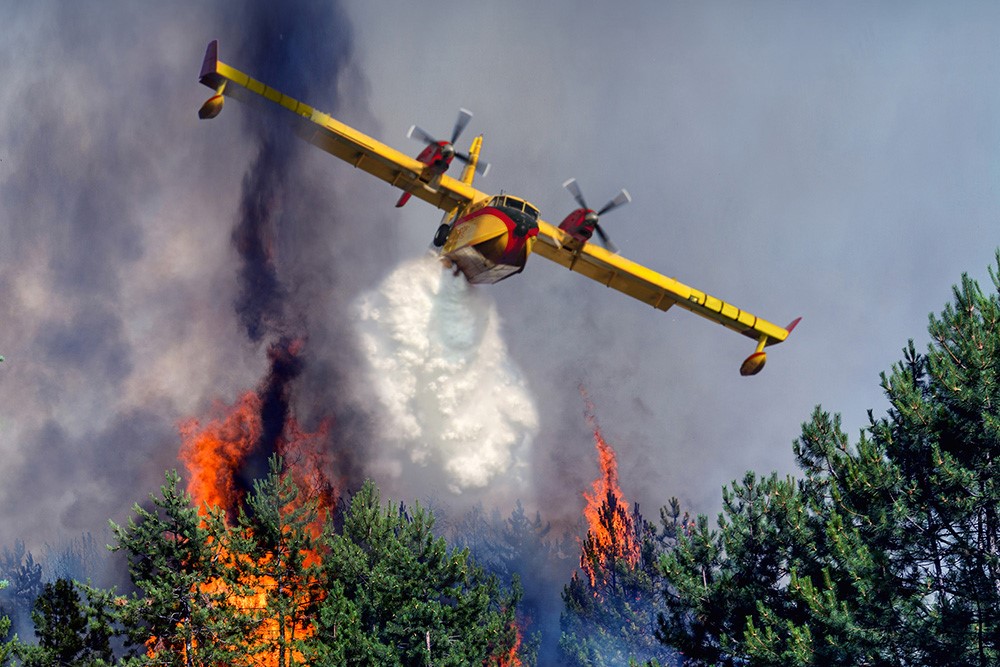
534,220 -> 799,375
198,40 -> 485,215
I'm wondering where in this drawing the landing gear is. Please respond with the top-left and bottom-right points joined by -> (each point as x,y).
433,223 -> 450,247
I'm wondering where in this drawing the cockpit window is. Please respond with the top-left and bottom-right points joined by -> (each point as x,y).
489,195 -> 538,220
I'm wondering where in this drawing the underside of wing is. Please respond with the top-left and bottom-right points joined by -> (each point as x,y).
198,41 -> 484,214
533,220 -> 792,346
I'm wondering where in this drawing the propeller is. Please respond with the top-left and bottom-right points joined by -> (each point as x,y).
406,108 -> 489,175
562,178 -> 631,253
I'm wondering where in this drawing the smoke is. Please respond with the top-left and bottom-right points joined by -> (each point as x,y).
220,0 -> 394,492
353,256 -> 539,495
234,337 -> 305,497
230,138 -> 292,344
0,0 -> 387,548
218,0 -> 543,503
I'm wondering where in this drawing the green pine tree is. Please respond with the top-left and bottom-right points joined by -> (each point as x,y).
17,578 -> 116,667
659,252 -> 1000,666
110,469 -> 243,666
0,580 -> 16,666
229,456 -> 322,667
307,479 -> 523,665
560,489 -> 679,667
0,541 -> 43,640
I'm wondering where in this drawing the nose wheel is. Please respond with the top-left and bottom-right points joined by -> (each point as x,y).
433,223 -> 451,247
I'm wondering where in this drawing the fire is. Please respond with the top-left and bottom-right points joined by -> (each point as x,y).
494,620 -> 523,667
167,339 -> 336,665
579,387 -> 641,589
179,338 -> 337,523
178,390 -> 262,516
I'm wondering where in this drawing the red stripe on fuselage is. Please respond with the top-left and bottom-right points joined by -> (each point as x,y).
455,206 -> 538,257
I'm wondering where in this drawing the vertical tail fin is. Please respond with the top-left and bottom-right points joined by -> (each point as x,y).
460,135 -> 485,185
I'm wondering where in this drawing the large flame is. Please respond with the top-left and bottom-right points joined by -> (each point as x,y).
179,339 -> 336,522
168,339 -> 335,665
579,388 -> 641,589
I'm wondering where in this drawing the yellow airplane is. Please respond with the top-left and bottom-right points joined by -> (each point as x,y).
197,41 -> 799,375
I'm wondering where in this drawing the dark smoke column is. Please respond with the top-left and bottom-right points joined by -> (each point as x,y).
217,0 -> 396,493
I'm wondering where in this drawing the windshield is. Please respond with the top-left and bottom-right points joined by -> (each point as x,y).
490,196 -> 538,220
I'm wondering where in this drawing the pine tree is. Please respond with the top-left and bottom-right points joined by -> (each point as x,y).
228,456 -> 321,666
659,253 -> 1000,666
17,578 -> 117,667
0,580 -> 16,666
110,469 -> 243,666
0,541 -> 43,640
560,490 -> 679,666
451,500 -> 554,662
307,479 -> 523,665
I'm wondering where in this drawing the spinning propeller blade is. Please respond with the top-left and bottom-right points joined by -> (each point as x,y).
451,108 -> 473,144
406,125 -> 438,145
593,223 -> 618,254
597,189 -> 631,216
563,178 -> 589,210
408,108 -> 475,148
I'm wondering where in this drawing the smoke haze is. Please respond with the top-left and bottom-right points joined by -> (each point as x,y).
2,1 -> 999,570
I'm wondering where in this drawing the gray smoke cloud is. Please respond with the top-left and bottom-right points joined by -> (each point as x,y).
0,0 -> 394,549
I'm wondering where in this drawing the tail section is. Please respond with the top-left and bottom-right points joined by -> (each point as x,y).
460,135 -> 486,185
199,39 -> 220,82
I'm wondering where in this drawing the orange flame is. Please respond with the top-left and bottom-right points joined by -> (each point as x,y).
178,391 -> 262,516
178,389 -> 337,526
160,342 -> 337,665
579,387 -> 640,589
487,613 -> 523,667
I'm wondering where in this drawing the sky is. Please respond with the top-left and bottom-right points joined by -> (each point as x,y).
1,1 -> 999,554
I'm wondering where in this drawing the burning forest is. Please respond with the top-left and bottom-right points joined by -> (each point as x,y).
0,2 -> 692,664
0,366 -> 693,665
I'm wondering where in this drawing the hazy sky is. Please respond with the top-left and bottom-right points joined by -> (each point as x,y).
2,1 -> 999,550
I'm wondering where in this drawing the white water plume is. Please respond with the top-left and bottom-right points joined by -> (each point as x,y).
352,255 -> 538,493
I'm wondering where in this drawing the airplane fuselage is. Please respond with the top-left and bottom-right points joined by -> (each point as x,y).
441,195 -> 539,284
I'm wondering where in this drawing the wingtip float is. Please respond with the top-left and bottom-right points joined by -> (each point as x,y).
739,317 -> 801,377
197,40 -> 799,375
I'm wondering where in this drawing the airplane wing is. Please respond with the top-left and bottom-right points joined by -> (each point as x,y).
533,219 -> 799,374
198,40 -> 486,214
